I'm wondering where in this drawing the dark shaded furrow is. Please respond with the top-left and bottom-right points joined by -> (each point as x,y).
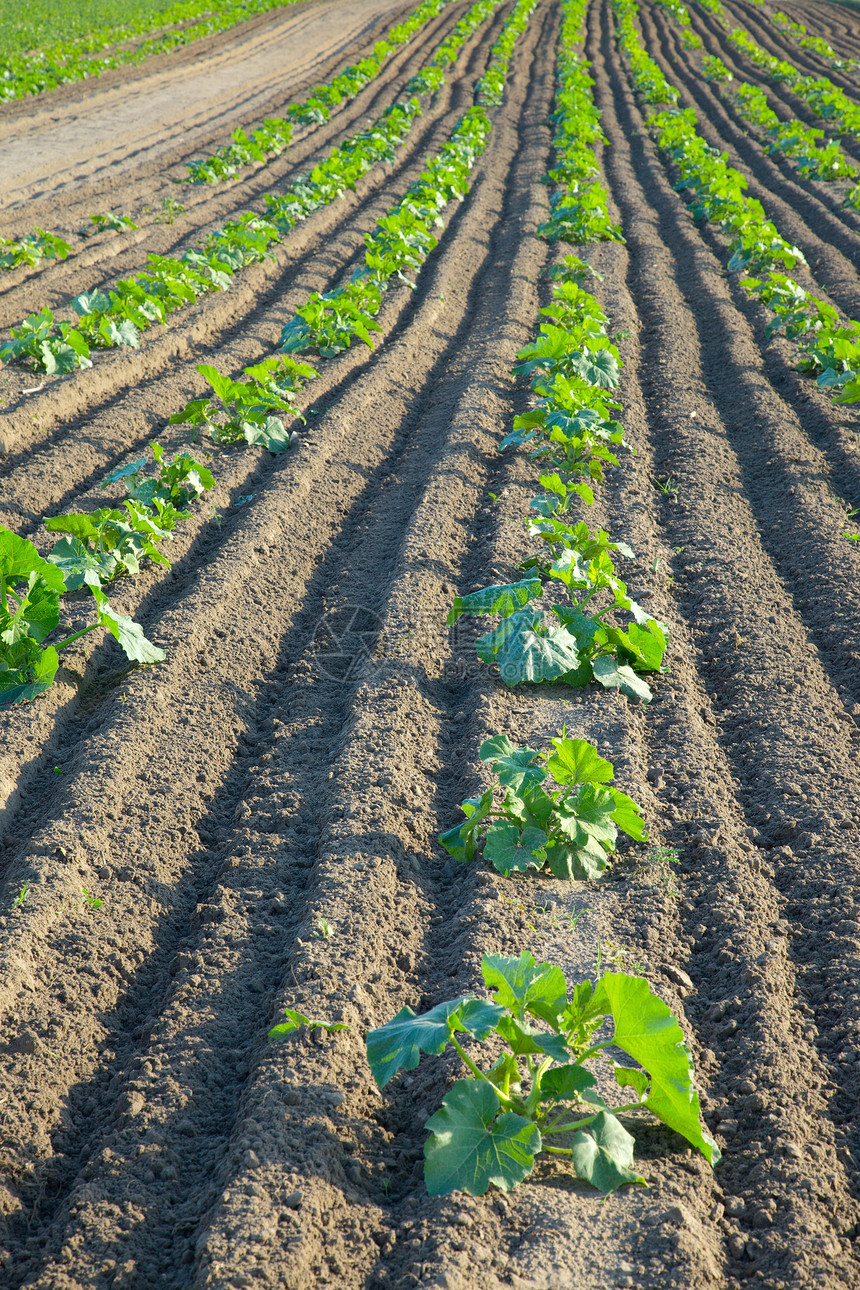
589,1 -> 860,1283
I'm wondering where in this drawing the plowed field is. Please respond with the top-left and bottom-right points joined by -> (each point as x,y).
2,0 -> 860,1287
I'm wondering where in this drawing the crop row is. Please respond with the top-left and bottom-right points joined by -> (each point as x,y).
655,7 -> 860,207
0,0 -> 309,102
0,0 -> 507,376
0,0 -> 533,705
278,0 -> 720,1202
770,7 -> 859,78
615,0 -> 860,419
183,0 -> 450,185
692,0 -> 860,149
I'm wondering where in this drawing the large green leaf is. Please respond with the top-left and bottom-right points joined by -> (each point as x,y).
541,1062 -> 599,1103
609,789 -> 647,842
0,529 -> 65,592
447,579 -> 541,626
591,654 -> 653,702
366,997 -> 505,1089
545,736 -> 614,786
86,578 -> 164,665
478,612 -> 581,686
424,1079 -> 540,1196
483,822 -> 546,875
570,1111 -> 645,1192
594,974 -> 721,1165
495,1015 -> 569,1063
0,645 -> 58,706
544,838 -> 609,882
566,348 -> 620,389
479,734 -> 545,792
481,951 -> 567,1024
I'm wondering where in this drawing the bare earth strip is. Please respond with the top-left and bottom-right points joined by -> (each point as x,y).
0,0 -> 411,209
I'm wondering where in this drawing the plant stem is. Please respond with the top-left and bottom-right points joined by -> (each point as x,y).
53,623 -> 101,651
449,1036 -> 514,1108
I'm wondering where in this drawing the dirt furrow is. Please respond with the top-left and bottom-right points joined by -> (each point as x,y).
590,1 -> 860,1283
0,10 -> 573,1286
0,0 -> 473,323
0,0 -> 417,212
633,3 -> 860,323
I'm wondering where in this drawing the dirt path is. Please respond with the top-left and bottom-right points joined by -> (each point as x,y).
2,0 -> 860,1286
0,0 -> 411,210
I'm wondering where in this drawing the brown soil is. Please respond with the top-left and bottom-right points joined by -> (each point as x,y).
2,0 -> 860,1288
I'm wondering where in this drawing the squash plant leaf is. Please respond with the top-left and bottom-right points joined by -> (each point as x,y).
570,1111 -> 645,1192
424,1080 -> 541,1196
481,950 -> 567,1022
479,734 -> 545,792
594,973 -> 721,1165
447,578 -> 541,626
545,735 -> 614,786
367,997 -> 505,1089
484,821 -> 546,875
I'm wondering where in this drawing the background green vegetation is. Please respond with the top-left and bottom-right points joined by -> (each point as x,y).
0,0 -> 215,57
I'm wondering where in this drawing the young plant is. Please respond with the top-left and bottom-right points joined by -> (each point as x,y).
366,948 -> 719,1196
440,731 -> 645,880
170,357 -> 317,451
0,528 -> 163,707
88,212 -> 138,234
0,228 -> 72,270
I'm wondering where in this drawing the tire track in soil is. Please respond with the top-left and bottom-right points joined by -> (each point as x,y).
0,0 -> 414,212
0,0 -> 512,520
0,0 -> 514,461
592,0 -> 860,1283
0,9 -> 613,1288
0,0 -> 464,322
633,2 -> 860,324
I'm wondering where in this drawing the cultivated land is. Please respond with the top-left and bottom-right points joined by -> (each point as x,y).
1,0 -> 860,1288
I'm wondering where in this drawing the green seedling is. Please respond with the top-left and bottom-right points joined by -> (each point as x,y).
88,212 -> 138,234
14,884 -> 29,907
366,948 -> 719,1196
156,196 -> 187,224
641,844 -> 681,893
314,917 -> 334,940
440,730 -> 646,881
82,888 -> 103,910
269,1008 -> 349,1038
653,476 -> 679,500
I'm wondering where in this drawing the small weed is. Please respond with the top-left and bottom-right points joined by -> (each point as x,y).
653,475 -> 680,501
641,843 -> 681,893
156,196 -> 186,225
314,917 -> 334,940
597,939 -> 646,974
14,883 -> 29,907
82,888 -> 103,910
